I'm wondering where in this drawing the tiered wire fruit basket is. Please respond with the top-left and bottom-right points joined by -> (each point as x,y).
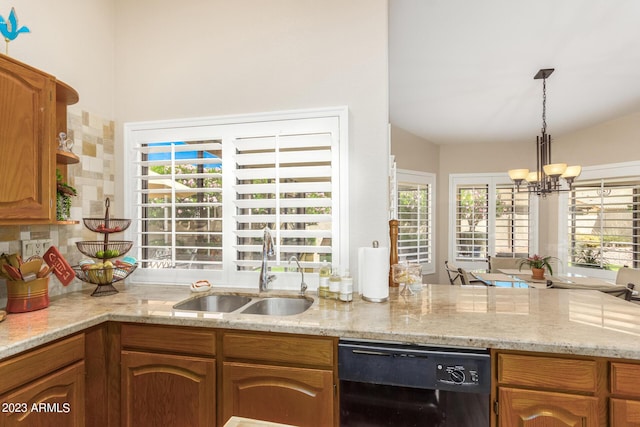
73,198 -> 137,296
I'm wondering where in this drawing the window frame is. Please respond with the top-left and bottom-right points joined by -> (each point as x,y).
558,160 -> 640,280
449,173 -> 538,271
395,169 -> 436,274
123,107 -> 349,288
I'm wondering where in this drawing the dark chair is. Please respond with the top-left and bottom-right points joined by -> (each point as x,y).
458,267 -> 490,286
444,260 -> 462,285
445,261 -> 487,286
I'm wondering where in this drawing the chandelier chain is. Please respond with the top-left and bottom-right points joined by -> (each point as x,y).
541,77 -> 547,134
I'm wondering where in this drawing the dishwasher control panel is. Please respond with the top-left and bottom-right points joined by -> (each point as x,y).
436,362 -> 482,387
338,340 -> 491,394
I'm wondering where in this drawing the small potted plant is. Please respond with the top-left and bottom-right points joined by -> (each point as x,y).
56,169 -> 77,221
518,254 -> 556,280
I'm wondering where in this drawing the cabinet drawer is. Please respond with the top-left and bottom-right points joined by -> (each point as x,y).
0,334 -> 84,394
121,323 -> 215,357
498,353 -> 598,393
223,332 -> 334,368
611,362 -> 640,397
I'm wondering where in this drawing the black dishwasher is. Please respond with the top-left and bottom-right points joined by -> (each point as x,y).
338,340 -> 491,427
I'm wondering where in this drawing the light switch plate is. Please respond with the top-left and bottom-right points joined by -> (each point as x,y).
21,239 -> 53,259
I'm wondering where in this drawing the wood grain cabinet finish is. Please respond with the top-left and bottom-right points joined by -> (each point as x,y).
0,53 -> 55,222
494,351 -> 606,427
610,362 -> 640,426
221,331 -> 337,426
222,362 -> 333,427
0,362 -> 85,427
120,324 -> 217,427
0,334 -> 85,427
499,387 -> 599,427
120,350 -> 216,427
0,54 -> 78,224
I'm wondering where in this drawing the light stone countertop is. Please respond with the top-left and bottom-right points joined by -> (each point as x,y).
1,282 -> 640,360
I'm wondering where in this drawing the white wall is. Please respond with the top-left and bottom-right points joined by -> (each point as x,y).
113,0 -> 390,281
0,0 -> 115,118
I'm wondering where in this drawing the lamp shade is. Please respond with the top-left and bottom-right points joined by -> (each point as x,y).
508,169 -> 529,181
561,165 -> 582,179
543,163 -> 567,177
526,171 -> 540,183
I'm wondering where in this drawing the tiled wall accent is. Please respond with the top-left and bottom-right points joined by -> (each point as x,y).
0,111 -> 116,305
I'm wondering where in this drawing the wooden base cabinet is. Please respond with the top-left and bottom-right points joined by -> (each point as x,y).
0,362 -> 85,427
121,351 -> 215,427
0,334 -> 85,427
499,387 -> 599,427
221,331 -> 337,426
119,324 -> 217,427
222,362 -> 333,426
610,361 -> 640,426
493,351 -> 606,427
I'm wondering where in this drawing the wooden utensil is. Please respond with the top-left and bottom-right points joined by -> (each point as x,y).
20,259 -> 43,277
2,264 -> 22,280
37,265 -> 51,278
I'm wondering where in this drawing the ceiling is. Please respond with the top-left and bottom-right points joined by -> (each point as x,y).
389,0 -> 640,145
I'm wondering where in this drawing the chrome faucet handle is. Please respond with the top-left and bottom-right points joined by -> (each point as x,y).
259,226 -> 276,292
288,256 -> 307,295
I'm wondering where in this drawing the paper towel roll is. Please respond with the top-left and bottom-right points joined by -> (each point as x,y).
358,246 -> 390,302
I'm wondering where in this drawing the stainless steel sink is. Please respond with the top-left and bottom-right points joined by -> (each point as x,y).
173,294 -> 253,312
240,297 -> 313,316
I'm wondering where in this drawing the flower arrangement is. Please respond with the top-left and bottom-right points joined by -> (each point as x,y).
518,254 -> 556,276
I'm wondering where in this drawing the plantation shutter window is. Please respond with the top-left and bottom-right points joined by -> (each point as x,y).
494,185 -> 530,257
449,174 -> 536,269
567,178 -> 640,269
396,170 -> 435,273
455,184 -> 489,262
124,108 -> 347,287
136,141 -> 223,271
233,131 -> 335,272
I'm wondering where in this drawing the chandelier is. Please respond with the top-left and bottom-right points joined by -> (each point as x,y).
508,68 -> 581,196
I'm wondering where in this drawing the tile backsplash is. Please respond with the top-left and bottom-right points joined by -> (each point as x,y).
0,110 -> 116,305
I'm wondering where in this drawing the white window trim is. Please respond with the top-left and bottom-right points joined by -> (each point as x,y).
123,106 -> 350,288
449,173 -> 539,271
557,160 -> 640,280
396,169 -> 436,274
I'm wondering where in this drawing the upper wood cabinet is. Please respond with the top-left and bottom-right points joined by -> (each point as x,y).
0,53 -> 78,224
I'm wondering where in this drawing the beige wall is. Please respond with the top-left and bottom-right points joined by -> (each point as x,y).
113,0 -> 390,279
391,125 -> 439,173
0,0 -> 115,118
390,125 -> 440,281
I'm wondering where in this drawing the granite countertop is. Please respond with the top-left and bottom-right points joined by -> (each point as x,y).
1,282 -> 640,360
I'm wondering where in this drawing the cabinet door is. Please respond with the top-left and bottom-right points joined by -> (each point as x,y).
611,398 -> 640,427
121,350 -> 215,427
222,361 -> 334,427
0,361 -> 85,427
499,387 -> 599,427
0,56 -> 55,222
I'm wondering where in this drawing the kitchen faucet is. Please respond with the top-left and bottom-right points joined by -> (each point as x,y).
288,256 -> 308,296
259,226 -> 276,292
